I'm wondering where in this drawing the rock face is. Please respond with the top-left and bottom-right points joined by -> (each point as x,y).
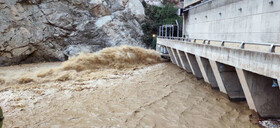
0,0 -> 145,66
143,0 -> 164,7
143,0 -> 184,7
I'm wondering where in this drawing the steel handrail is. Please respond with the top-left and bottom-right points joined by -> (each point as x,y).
157,36 -> 279,53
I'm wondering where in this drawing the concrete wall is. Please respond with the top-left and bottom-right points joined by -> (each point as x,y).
157,38 -> 280,117
183,0 -> 280,44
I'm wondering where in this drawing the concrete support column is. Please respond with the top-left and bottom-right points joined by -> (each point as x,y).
196,56 -> 209,83
201,58 -> 219,90
236,68 -> 257,111
209,60 -> 227,93
166,47 -> 176,64
171,48 -> 183,68
236,68 -> 280,118
176,50 -> 192,73
217,62 -> 245,101
185,52 -> 195,75
185,53 -> 203,80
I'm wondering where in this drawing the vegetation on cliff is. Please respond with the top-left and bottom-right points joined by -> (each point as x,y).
142,1 -> 183,49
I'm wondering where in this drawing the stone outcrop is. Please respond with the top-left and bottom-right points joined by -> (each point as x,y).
142,0 -> 184,7
0,0 -> 145,66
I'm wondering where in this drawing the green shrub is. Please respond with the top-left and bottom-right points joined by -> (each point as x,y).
142,1 -> 182,49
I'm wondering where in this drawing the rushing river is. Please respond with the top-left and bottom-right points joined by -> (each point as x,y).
0,46 -> 259,127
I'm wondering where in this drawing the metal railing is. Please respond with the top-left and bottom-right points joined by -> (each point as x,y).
158,20 -> 180,38
157,36 -> 280,53
183,0 -> 213,12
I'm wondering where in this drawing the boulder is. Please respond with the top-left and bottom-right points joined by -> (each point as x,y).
63,44 -> 102,57
142,0 -> 184,7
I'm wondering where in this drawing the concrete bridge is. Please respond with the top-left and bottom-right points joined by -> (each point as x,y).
157,0 -> 280,118
157,37 -> 280,118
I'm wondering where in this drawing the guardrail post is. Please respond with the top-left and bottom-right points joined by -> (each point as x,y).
269,44 -> 276,53
240,42 -> 245,49
202,40 -> 205,44
221,41 -> 225,46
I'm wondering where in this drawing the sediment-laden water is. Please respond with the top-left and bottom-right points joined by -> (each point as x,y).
0,46 -> 259,127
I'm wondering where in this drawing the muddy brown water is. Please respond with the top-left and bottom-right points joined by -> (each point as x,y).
0,46 -> 259,127
0,62 -> 259,128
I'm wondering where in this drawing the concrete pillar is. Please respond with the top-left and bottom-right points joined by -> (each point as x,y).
217,62 -> 245,101
236,68 -> 257,111
209,60 -> 227,93
196,56 -> 209,83
171,48 -> 183,68
176,50 -> 192,73
236,68 -> 280,118
185,53 -> 203,80
166,47 -> 176,64
201,58 -> 219,90
185,52 -> 195,75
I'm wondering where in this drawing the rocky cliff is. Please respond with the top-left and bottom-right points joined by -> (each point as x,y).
0,0 -> 145,66
143,0 -> 184,7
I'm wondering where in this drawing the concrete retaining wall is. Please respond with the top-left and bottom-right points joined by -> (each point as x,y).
183,0 -> 280,44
